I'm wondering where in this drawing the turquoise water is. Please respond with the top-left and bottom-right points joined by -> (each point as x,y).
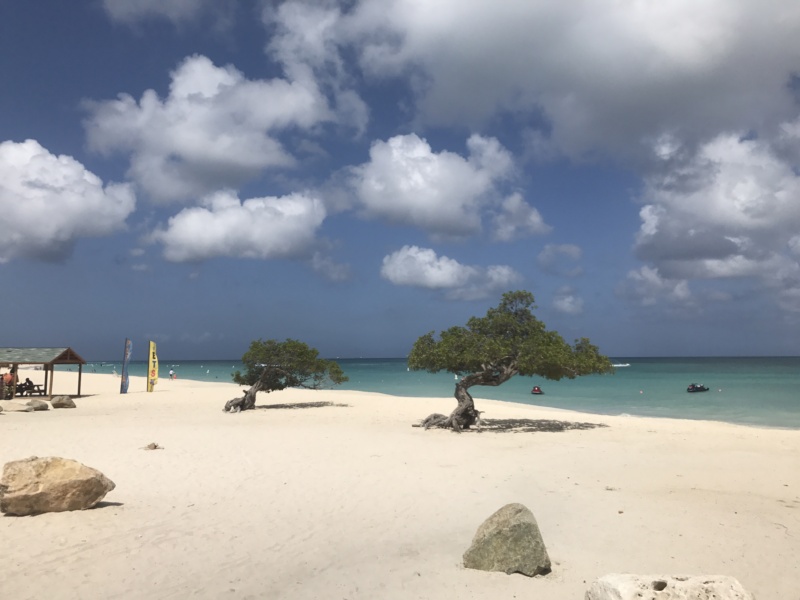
73,357 -> 800,429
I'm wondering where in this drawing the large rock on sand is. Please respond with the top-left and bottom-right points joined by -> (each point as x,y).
585,574 -> 754,599
463,502 -> 551,576
26,398 -> 49,411
51,396 -> 76,409
0,456 -> 115,516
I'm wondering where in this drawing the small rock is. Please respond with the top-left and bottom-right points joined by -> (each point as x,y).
26,399 -> 49,411
51,396 -> 76,409
1,401 -> 34,413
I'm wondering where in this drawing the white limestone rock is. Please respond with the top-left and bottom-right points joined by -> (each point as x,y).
585,574 -> 754,600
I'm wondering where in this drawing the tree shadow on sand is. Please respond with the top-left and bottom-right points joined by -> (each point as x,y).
415,418 -> 608,433
254,401 -> 350,410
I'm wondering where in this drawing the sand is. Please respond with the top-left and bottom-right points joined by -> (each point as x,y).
1,370 -> 799,599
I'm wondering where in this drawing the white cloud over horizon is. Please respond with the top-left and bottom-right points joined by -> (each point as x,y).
620,266 -> 692,308
380,245 -> 521,300
492,193 -> 551,242
552,286 -> 584,315
149,190 -> 327,263
634,130 -> 800,309
350,133 -> 532,240
0,139 -> 135,263
342,0 -> 800,161
84,55 -> 331,203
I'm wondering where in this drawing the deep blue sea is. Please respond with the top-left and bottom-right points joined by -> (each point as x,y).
72,357 -> 800,429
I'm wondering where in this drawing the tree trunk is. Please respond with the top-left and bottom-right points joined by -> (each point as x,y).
223,380 -> 263,413
418,367 -> 517,432
451,379 -> 480,430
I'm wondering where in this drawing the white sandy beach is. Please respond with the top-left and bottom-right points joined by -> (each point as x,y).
1,370 -> 799,600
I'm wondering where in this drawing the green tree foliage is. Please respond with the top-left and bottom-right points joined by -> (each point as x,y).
408,291 -> 613,430
225,338 -> 348,412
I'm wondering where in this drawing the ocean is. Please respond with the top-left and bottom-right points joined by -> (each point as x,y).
72,356 -> 800,429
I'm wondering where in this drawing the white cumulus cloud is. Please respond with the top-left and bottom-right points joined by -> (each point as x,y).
619,266 -> 692,307
351,133 -> 516,239
150,190 -> 326,262
380,245 -> 521,300
0,139 -> 135,263
342,0 -> 800,162
634,132 -> 800,301
262,2 -> 369,135
492,192 -> 551,241
552,287 -> 584,315
84,55 -> 331,203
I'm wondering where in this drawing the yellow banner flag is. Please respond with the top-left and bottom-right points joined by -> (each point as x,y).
147,341 -> 159,392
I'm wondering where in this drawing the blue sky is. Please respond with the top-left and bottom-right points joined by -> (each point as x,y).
3,0 -> 800,361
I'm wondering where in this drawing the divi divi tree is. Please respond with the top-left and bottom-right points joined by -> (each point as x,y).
225,338 -> 348,412
408,291 -> 613,431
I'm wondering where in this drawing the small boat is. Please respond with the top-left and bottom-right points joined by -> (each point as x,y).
612,363 -> 630,367
531,386 -> 544,395
687,383 -> 709,393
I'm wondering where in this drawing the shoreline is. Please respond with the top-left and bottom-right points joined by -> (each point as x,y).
27,364 -> 800,431
46,356 -> 800,431
2,371 -> 799,599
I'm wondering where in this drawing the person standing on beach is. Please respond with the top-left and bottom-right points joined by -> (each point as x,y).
3,368 -> 17,399
169,369 -> 175,380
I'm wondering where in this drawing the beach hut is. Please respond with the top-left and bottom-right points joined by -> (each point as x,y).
0,347 -> 87,399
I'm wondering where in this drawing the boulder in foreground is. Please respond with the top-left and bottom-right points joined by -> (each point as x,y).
463,502 -> 551,576
26,399 -> 49,411
0,456 -> 115,516
585,574 -> 754,599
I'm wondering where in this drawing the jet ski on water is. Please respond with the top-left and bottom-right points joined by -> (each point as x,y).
687,383 -> 709,393
531,386 -> 544,395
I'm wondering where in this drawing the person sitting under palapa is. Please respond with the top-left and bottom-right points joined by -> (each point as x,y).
16,378 -> 35,396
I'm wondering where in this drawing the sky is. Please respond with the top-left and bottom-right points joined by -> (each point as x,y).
2,0 -> 800,361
